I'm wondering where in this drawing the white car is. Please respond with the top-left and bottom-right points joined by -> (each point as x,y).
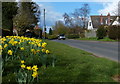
58,34 -> 66,40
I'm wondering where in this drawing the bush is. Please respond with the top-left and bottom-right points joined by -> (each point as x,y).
80,33 -> 85,38
66,34 -> 79,39
97,25 -> 107,39
108,25 -> 120,40
47,35 -> 58,40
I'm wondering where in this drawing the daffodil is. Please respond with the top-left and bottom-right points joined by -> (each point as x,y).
37,50 -> 40,52
21,64 -> 26,69
32,65 -> 38,71
8,50 -> 13,55
31,49 -> 35,52
26,66 -> 32,70
21,60 -> 25,64
42,49 -> 45,52
46,50 -> 50,54
32,71 -> 38,78
42,42 -> 47,48
4,44 -> 8,48
20,47 -> 24,50
0,45 -> 2,50
37,43 -> 41,47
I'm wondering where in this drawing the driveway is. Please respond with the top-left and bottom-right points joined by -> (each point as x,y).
52,39 -> 119,62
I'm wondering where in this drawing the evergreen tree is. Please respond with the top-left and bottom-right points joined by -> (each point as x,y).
49,28 -> 52,35
2,2 -> 18,35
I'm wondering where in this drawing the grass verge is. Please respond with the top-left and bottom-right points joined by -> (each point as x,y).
39,40 -> 120,82
75,37 -> 117,42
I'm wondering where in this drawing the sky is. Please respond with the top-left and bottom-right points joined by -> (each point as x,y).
35,1 -> 119,30
14,0 -> 119,31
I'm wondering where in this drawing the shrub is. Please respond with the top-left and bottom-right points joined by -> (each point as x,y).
108,25 -> 120,40
47,35 -> 58,40
80,33 -> 85,38
66,34 -> 79,39
97,25 -> 107,39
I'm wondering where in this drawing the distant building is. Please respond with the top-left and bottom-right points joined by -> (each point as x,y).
87,13 -> 120,30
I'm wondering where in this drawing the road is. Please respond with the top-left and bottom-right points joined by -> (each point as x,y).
52,39 -> 119,62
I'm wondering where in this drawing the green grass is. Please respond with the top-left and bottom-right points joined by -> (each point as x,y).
38,40 -> 120,82
76,37 -> 117,42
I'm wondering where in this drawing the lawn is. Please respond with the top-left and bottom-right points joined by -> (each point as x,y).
39,40 -> 120,82
75,37 -> 118,42
2,37 -> 120,83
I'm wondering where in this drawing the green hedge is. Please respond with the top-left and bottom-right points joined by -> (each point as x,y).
108,25 -> 120,40
97,25 -> 107,39
47,35 -> 58,40
66,34 -> 79,39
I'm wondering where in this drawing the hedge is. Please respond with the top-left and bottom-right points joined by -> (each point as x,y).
108,25 -> 120,40
66,34 -> 79,39
47,35 -> 58,40
97,25 -> 107,39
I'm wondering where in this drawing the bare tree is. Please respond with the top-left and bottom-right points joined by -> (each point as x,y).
63,13 -> 73,27
63,3 -> 90,28
79,3 -> 90,28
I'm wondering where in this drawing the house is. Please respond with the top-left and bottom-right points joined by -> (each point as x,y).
87,13 -> 120,30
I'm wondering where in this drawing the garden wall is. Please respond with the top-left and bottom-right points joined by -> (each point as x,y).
84,29 -> 96,38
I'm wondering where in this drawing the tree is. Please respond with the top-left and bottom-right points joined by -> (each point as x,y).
63,13 -> 73,27
79,3 -> 90,28
63,3 -> 90,28
13,1 -> 41,34
2,2 -> 18,35
53,21 -> 68,35
49,28 -> 52,35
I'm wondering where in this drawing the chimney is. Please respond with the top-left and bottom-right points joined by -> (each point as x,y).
100,14 -> 103,25
107,13 -> 110,25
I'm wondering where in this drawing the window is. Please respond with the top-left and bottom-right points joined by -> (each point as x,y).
89,22 -> 91,26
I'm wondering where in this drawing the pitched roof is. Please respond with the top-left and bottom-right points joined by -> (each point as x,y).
91,15 -> 117,28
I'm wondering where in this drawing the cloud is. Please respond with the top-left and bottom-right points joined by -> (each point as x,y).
98,1 -> 119,15
38,3 -> 63,27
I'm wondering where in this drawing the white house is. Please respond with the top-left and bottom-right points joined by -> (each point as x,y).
87,13 -> 120,30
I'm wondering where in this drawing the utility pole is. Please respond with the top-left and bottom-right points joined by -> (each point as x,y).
44,9 -> 46,39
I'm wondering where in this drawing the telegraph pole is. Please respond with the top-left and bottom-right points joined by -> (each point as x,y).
44,9 -> 46,39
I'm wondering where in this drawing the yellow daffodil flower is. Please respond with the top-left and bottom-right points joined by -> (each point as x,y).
4,44 -> 8,48
32,65 -> 38,71
26,66 -> 32,70
46,50 -> 50,54
0,45 -> 2,50
42,42 -> 47,48
38,43 -> 41,47
21,60 -> 25,64
32,71 -> 38,78
42,49 -> 45,52
21,64 -> 26,69
37,50 -> 40,52
31,49 -> 35,52
8,50 -> 13,55
20,47 -> 24,50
